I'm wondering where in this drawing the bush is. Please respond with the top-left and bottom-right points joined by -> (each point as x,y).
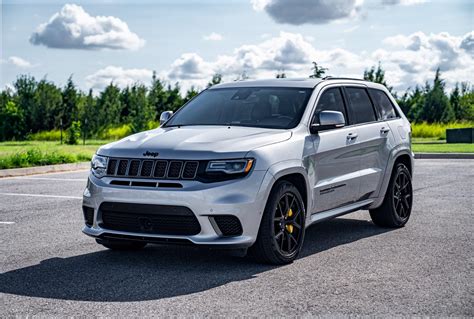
65,121 -> 81,145
27,130 -> 61,141
0,148 -> 82,169
99,124 -> 132,140
411,122 -> 474,139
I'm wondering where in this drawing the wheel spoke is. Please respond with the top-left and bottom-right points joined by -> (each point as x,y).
289,196 -> 296,211
275,230 -> 284,240
287,233 -> 292,252
292,222 -> 302,230
284,194 -> 290,212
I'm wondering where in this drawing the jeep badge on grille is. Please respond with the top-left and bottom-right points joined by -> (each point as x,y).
143,151 -> 159,157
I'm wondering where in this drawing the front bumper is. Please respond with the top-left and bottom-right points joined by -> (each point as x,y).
82,170 -> 274,248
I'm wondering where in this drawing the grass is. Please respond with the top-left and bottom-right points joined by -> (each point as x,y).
412,143 -> 474,153
0,140 -> 111,169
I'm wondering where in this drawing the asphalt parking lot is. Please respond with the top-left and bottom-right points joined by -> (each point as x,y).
0,159 -> 472,317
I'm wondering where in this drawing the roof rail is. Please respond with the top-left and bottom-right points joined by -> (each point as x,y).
322,76 -> 366,81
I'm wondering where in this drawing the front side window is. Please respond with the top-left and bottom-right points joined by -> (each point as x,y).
165,87 -> 313,129
345,87 -> 376,124
368,89 -> 398,120
314,87 -> 347,120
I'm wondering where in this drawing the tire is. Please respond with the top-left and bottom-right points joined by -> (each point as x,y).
96,238 -> 147,251
370,163 -> 413,228
250,180 -> 306,265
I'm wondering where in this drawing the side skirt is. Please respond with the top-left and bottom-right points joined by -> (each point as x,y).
308,199 -> 374,226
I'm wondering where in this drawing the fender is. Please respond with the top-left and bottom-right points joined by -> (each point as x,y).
369,147 -> 414,209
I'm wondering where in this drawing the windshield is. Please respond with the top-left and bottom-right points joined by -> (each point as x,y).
165,87 -> 313,129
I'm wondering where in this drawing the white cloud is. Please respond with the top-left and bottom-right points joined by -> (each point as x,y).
85,66 -> 153,90
203,32 -> 223,41
251,0 -> 364,25
30,4 -> 144,50
382,0 -> 428,6
344,25 -> 360,33
8,56 -> 34,68
159,31 -> 473,93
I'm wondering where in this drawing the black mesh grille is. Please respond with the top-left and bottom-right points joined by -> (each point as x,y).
182,161 -> 198,179
128,160 -> 140,176
117,160 -> 128,175
213,216 -> 243,237
140,160 -> 154,177
83,206 -> 94,227
99,202 -> 201,236
107,158 -> 198,180
153,161 -> 168,178
167,161 -> 183,179
107,159 -> 118,175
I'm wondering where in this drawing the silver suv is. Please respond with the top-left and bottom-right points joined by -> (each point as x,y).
82,78 -> 414,264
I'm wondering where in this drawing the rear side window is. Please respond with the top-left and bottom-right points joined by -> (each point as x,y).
314,87 -> 347,120
345,87 -> 376,124
368,89 -> 398,120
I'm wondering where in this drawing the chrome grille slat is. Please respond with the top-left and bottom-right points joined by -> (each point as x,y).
106,158 -> 198,180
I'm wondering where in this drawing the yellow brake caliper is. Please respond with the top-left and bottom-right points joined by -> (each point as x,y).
285,208 -> 294,234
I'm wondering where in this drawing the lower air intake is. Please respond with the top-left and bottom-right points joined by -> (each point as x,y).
99,202 -> 201,236
212,215 -> 243,237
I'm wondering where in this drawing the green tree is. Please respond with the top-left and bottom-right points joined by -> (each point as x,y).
81,89 -> 98,136
207,73 -> 222,88
0,100 -> 25,141
65,120 -> 81,145
34,79 -> 63,131
164,83 -> 184,112
148,71 -> 167,117
96,83 -> 123,130
13,75 -> 37,137
183,86 -> 199,104
61,76 -> 80,129
420,69 -> 454,123
363,62 -> 393,92
127,84 -> 153,133
458,84 -> 474,121
276,72 -> 287,78
309,62 -> 328,79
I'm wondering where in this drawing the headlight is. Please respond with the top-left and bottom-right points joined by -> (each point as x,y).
206,159 -> 254,174
91,154 -> 108,178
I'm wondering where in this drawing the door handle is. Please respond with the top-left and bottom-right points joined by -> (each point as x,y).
380,127 -> 390,134
346,132 -> 358,140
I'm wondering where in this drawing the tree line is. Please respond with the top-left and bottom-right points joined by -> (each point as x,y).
1,64 -> 472,142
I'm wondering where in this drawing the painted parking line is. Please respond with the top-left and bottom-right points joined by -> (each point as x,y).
0,192 -> 82,200
0,221 -> 15,225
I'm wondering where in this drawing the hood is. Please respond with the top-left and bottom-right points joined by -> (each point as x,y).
97,126 -> 291,159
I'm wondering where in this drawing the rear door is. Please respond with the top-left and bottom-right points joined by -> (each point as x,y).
311,86 -> 361,213
343,86 -> 391,201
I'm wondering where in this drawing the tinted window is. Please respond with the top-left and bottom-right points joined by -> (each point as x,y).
314,88 -> 347,120
345,87 -> 376,124
369,89 -> 398,120
165,87 -> 313,129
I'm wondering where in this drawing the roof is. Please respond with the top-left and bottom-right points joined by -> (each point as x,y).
209,77 -> 379,90
210,78 -> 323,89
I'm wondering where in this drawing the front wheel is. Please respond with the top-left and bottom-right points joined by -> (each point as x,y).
96,238 -> 147,250
370,163 -> 413,228
250,181 -> 306,264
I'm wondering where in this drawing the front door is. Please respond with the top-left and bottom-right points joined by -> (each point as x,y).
311,87 -> 361,213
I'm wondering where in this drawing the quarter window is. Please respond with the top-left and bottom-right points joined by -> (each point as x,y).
345,87 -> 376,124
314,87 -> 347,121
369,89 -> 398,120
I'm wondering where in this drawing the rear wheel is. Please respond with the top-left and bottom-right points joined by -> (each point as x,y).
250,181 -> 306,264
370,163 -> 413,228
96,238 -> 147,250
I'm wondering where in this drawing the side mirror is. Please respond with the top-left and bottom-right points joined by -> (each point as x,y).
160,111 -> 173,125
310,110 -> 345,134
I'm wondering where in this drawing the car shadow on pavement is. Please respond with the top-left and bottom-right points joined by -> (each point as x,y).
0,217 -> 392,302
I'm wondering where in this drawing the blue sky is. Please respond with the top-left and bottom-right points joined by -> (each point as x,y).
1,0 -> 473,93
